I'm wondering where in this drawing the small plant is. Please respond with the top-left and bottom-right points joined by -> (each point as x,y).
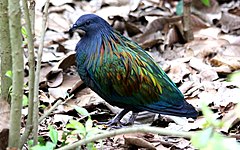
191,102 -> 240,150
30,106 -> 102,149
201,0 -> 210,7
65,106 -> 102,149
31,125 -> 58,150
176,0 -> 210,15
5,70 -> 29,106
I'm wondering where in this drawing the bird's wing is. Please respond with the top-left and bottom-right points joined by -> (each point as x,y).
88,32 -> 184,108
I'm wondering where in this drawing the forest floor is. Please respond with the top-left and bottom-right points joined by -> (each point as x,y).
16,0 -> 240,149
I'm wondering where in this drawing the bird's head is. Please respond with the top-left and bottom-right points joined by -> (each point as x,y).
69,14 -> 112,36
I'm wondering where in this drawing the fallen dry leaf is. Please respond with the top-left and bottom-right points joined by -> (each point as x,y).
220,104 -> 240,133
53,114 -> 73,126
0,128 -> 9,150
219,11 -> 240,34
191,14 -> 209,31
179,81 -> 194,94
124,135 -> 156,150
210,54 -> 240,71
0,101 -> 10,130
168,62 -> 191,83
46,69 -> 63,88
48,13 -> 70,32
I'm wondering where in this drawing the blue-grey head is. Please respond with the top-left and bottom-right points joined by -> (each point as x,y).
69,14 -> 112,36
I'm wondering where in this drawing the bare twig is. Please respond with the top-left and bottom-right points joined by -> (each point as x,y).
32,0 -> 50,145
38,99 -> 63,123
56,126 -> 194,150
29,0 -> 35,34
20,0 -> 35,148
38,94 -> 74,123
183,0 -> 194,42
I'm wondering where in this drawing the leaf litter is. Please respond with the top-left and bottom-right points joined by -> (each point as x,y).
15,0 -> 240,149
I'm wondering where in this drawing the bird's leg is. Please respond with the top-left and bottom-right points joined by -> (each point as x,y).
98,109 -> 129,126
123,112 -> 138,125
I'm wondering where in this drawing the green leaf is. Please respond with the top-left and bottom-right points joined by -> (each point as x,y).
38,136 -> 46,145
66,120 -> 86,137
48,126 -> 58,145
86,128 -> 102,138
227,71 -> 240,87
31,145 -> 47,150
66,120 -> 86,131
45,142 -> 56,149
22,94 -> 29,107
201,0 -> 210,7
72,105 -> 90,117
21,26 -> 28,38
27,139 -> 34,148
193,131 -> 240,150
5,70 -> 12,79
71,129 -> 86,135
86,142 -> 97,150
191,127 -> 213,149
31,142 -> 55,150
201,102 -> 223,128
176,0 -> 183,16
39,104 -> 47,109
61,131 -> 71,146
85,118 -> 93,132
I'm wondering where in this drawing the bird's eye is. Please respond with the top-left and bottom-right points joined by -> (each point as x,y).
85,20 -> 91,26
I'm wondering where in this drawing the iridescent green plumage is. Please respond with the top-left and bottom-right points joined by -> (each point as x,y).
70,14 -> 198,125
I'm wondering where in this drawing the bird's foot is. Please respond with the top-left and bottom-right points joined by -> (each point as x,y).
97,111 -> 138,128
97,109 -> 130,128
125,112 -> 138,125
97,119 -> 124,129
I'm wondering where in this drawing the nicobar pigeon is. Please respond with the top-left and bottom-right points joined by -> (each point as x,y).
69,14 -> 198,126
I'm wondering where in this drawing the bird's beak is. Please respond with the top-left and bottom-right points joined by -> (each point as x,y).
69,23 -> 86,38
69,23 -> 78,33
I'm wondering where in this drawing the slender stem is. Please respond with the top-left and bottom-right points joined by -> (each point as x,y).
32,0 -> 50,145
29,0 -> 35,34
56,126 -> 194,150
38,99 -> 63,123
20,0 -> 35,148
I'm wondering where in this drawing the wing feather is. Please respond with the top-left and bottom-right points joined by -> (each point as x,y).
87,31 -> 183,108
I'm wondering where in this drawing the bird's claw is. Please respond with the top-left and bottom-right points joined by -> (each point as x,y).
97,120 -> 124,129
97,110 -> 137,128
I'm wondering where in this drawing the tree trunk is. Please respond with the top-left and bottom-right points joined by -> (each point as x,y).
8,0 -> 24,148
0,0 -> 12,102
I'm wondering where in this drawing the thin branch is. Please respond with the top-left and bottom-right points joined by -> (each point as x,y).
32,0 -> 50,145
56,126 -> 194,150
29,0 -> 35,34
20,0 -> 35,148
38,99 -> 63,123
38,93 -> 75,123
